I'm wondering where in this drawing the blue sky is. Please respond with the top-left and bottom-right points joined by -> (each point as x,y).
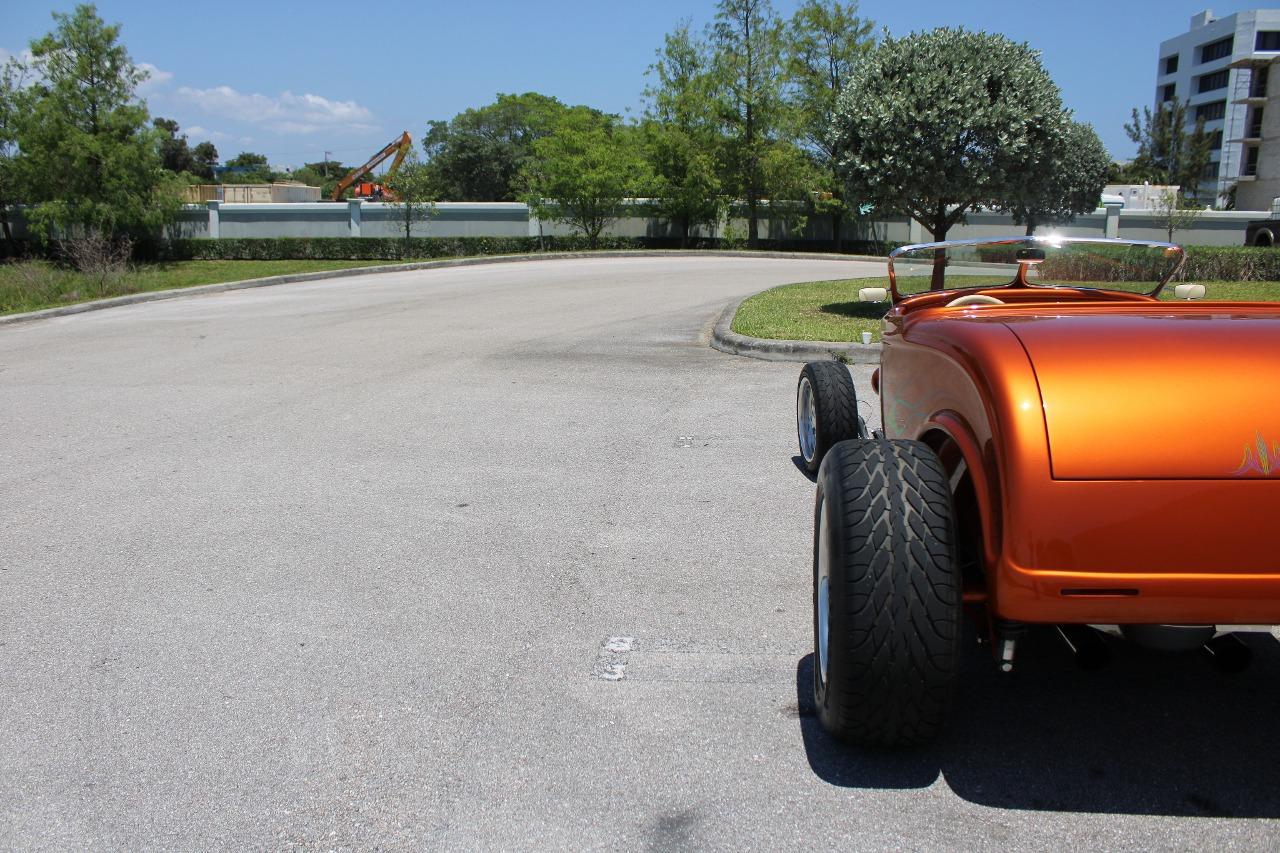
0,1 -> 1271,168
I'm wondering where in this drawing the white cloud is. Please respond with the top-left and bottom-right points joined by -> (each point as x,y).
0,47 -> 39,86
175,85 -> 377,134
4,49 -> 171,94
183,125 -> 230,142
137,62 -> 174,92
0,47 -> 35,66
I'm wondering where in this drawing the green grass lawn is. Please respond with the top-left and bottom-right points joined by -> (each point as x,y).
732,277 -> 1280,343
0,259 -> 398,315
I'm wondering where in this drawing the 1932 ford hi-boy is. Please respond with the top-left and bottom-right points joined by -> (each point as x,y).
795,236 -> 1280,747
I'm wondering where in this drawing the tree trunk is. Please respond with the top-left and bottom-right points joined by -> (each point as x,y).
681,216 -> 690,249
0,207 -> 13,251
929,215 -> 949,291
747,195 -> 759,249
832,209 -> 843,254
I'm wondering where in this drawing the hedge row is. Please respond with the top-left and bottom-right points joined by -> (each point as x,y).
151,241 -> 1280,278
151,236 -> 900,262
968,245 -> 1280,283
161,235 -> 636,260
1180,246 -> 1280,281
8,237 -> 1278,279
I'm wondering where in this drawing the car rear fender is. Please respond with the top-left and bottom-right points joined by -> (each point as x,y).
919,412 -> 1002,583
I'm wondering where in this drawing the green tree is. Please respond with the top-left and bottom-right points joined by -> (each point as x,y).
834,28 -> 1069,286
285,165 -> 324,187
757,138 -> 819,236
423,93 -> 574,201
154,117 -> 195,175
640,121 -> 722,247
710,0 -> 787,248
380,153 -> 437,248
783,0 -> 875,251
1108,160 -> 1148,184
14,4 -> 178,243
191,140 -> 218,181
1124,96 -> 1213,203
221,151 -> 272,183
0,58 -> 29,247
1005,120 -> 1110,235
522,109 -> 647,249
643,21 -> 723,246
1152,187 -> 1202,242
284,158 -> 345,196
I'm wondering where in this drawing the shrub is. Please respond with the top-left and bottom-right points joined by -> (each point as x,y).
58,233 -> 133,298
1180,246 -> 1280,281
154,236 -> 898,261
159,236 -> 639,261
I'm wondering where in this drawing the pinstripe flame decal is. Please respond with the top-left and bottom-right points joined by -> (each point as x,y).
1232,431 -> 1280,476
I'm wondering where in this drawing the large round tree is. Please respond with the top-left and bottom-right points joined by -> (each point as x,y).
833,28 -> 1071,250
1005,119 -> 1110,236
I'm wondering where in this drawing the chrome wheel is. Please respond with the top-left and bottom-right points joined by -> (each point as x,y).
798,375 -> 817,464
817,495 -> 831,685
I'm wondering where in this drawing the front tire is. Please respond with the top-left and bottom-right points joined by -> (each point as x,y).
812,439 -> 962,747
796,361 -> 861,474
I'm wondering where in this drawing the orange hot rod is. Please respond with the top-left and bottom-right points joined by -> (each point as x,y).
795,235 -> 1280,747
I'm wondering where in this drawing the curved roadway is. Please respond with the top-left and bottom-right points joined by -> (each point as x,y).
1,257 -> 1276,848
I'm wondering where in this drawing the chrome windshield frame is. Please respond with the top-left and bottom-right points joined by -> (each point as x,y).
885,235 -> 1187,303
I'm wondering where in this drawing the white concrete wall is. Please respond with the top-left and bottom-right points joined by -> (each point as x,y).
1109,208 -> 1257,244
3,202 -> 1262,248
360,202 -> 529,238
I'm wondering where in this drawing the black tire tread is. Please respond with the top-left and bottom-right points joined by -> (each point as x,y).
799,361 -> 861,473
814,439 -> 961,747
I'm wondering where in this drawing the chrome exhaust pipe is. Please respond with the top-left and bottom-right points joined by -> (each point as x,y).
1203,632 -> 1253,673
1055,624 -> 1111,670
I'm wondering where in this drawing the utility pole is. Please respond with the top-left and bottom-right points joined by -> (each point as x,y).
323,150 -> 331,178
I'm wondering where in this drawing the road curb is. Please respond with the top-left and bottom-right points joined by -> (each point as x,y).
709,296 -> 883,364
0,249 -> 884,328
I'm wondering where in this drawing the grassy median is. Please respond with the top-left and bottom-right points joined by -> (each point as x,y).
732,277 -> 1280,343
0,259 -> 398,315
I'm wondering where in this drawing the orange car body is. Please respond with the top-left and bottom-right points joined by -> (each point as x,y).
877,285 -> 1280,626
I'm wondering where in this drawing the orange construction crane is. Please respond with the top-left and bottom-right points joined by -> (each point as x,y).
330,131 -> 413,201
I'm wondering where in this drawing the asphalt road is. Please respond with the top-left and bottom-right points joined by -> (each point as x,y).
2,256 -> 1278,850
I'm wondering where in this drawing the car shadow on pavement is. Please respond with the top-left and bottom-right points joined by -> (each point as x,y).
790,456 -> 818,483
796,626 -> 1280,818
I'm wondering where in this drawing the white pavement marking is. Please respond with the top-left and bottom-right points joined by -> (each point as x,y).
595,636 -> 635,681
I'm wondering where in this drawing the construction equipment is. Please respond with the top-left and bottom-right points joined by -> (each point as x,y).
330,131 -> 413,201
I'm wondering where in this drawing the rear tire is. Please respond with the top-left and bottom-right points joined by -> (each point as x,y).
796,361 -> 861,474
812,439 -> 961,747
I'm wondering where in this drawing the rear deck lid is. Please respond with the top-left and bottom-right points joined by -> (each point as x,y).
1003,308 -> 1280,480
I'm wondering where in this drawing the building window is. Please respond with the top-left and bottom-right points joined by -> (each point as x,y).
1202,161 -> 1221,180
1249,107 -> 1264,138
1251,65 -> 1270,98
1163,55 -> 1179,75
1256,31 -> 1280,51
1198,69 -> 1230,93
1196,99 -> 1227,121
1161,83 -> 1176,102
1209,129 -> 1223,150
1245,145 -> 1260,176
1199,36 -> 1234,63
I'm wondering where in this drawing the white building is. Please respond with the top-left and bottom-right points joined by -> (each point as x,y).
1103,183 -> 1182,210
1155,8 -> 1280,204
